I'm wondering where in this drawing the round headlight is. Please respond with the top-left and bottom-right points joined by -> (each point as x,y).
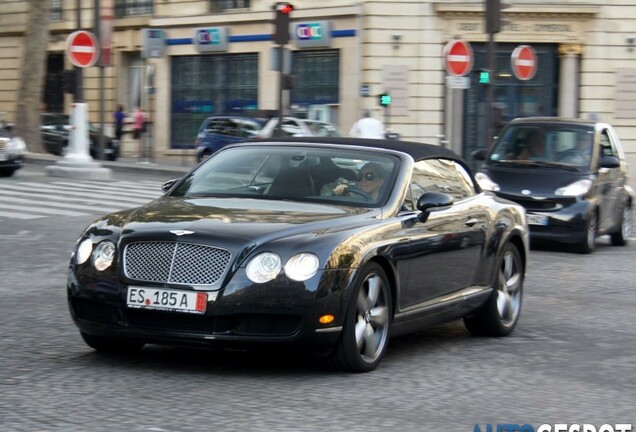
92,241 -> 116,271
555,179 -> 592,196
75,238 -> 93,265
246,252 -> 282,283
284,253 -> 319,281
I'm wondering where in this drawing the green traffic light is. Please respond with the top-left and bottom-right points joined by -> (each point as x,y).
479,70 -> 491,84
380,94 -> 391,106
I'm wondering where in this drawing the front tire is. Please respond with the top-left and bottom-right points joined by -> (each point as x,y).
575,211 -> 597,254
610,202 -> 632,246
464,243 -> 523,337
80,331 -> 144,355
333,263 -> 391,372
0,167 -> 16,177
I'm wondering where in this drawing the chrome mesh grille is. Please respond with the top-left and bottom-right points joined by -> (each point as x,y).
124,241 -> 231,286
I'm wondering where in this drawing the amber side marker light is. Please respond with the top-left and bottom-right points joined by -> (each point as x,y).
319,314 -> 335,324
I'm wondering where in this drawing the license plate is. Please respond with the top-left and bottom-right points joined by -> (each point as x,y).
526,213 -> 548,226
127,287 -> 208,314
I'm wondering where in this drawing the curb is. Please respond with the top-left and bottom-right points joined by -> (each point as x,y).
25,153 -> 192,178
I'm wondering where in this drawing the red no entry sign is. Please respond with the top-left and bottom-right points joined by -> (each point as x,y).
66,31 -> 100,68
511,45 -> 538,81
443,40 -> 474,77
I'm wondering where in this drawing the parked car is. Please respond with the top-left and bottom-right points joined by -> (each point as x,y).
68,136 -> 528,372
194,115 -> 267,162
472,117 -> 633,253
257,116 -> 341,138
40,113 -> 120,161
0,117 -> 27,177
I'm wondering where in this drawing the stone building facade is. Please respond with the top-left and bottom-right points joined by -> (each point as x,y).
0,0 -> 634,163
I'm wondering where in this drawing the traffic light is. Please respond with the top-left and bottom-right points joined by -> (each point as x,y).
282,74 -> 295,90
273,2 -> 294,45
485,0 -> 501,34
478,69 -> 492,85
379,93 -> 391,107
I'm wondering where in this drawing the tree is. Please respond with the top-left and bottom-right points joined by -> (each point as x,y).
15,0 -> 50,154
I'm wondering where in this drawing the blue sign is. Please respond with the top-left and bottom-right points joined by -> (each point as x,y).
193,27 -> 228,53
141,28 -> 166,59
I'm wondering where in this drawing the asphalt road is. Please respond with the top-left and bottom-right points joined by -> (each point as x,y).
0,166 -> 634,432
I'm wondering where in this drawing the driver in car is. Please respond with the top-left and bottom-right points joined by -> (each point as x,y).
332,162 -> 386,201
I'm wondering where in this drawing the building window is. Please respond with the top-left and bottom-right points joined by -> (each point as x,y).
50,0 -> 63,21
210,0 -> 250,13
115,0 -> 153,18
291,50 -> 340,105
171,54 -> 259,149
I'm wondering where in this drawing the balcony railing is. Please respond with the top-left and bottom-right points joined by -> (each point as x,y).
210,0 -> 250,13
115,0 -> 153,18
50,0 -> 63,21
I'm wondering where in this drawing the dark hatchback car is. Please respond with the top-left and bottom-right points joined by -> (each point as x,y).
40,113 -> 120,161
68,137 -> 528,372
473,117 -> 633,253
194,115 -> 266,162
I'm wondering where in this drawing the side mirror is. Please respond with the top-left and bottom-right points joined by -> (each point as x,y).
161,178 -> 181,193
416,192 -> 454,223
471,148 -> 488,161
599,155 -> 620,169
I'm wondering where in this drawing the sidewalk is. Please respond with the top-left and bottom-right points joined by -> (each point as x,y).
25,152 -> 194,178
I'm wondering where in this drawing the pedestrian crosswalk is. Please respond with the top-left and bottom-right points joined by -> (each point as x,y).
0,179 -> 163,221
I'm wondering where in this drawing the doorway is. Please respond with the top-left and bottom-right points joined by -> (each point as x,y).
462,43 -> 559,164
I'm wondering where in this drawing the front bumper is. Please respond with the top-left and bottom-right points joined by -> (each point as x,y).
522,200 -> 591,244
0,154 -> 25,169
67,266 -> 355,348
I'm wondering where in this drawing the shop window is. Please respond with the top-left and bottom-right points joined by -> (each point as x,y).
115,0 -> 153,18
291,50 -> 340,105
171,54 -> 258,149
50,0 -> 63,21
210,0 -> 250,12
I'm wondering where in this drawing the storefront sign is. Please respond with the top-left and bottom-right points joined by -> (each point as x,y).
453,20 -> 577,38
141,29 -> 166,59
193,27 -> 229,53
381,65 -> 409,116
615,68 -> 636,118
293,21 -> 332,48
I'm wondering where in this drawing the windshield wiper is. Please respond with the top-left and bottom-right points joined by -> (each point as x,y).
490,160 -> 579,171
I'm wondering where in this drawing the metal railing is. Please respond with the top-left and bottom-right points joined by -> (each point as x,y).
114,0 -> 153,18
210,0 -> 250,13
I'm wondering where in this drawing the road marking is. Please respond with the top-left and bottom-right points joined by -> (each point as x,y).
0,179 -> 163,221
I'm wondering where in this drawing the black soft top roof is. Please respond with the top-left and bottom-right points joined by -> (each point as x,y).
253,136 -> 465,164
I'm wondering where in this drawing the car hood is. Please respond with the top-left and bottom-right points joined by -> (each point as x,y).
482,165 -> 589,196
103,196 -> 377,257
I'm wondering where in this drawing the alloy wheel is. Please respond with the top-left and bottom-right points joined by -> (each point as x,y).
496,250 -> 522,327
354,273 -> 390,363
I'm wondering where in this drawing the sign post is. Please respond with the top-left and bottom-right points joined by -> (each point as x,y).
443,40 -> 473,155
511,45 -> 538,81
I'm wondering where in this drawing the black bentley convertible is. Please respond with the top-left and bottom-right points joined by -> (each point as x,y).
68,137 -> 529,372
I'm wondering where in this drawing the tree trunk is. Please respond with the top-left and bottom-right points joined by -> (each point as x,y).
15,0 -> 51,154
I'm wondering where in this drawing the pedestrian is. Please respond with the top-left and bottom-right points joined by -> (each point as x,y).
349,109 -> 385,139
132,106 -> 146,157
113,104 -> 125,144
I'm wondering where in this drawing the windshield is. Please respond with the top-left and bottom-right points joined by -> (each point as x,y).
170,145 -> 399,207
489,124 -> 594,169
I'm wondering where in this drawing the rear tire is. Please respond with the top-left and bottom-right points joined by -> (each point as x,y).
80,331 -> 144,355
333,263 -> 391,372
610,203 -> 632,246
464,242 -> 523,337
